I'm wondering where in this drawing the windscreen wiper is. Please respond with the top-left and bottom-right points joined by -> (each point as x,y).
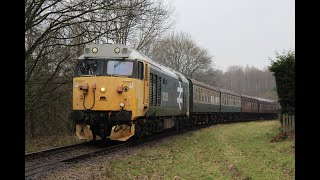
114,61 -> 122,68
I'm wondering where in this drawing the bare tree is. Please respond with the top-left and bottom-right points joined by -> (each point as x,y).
132,0 -> 174,51
193,67 -> 222,87
150,31 -> 213,78
106,0 -> 174,51
223,65 -> 245,93
25,0 -> 95,136
104,0 -> 151,44
217,65 -> 277,99
25,0 -> 174,137
25,0 -> 150,83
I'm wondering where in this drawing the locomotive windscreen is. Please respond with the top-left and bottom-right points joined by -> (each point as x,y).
107,60 -> 133,76
77,59 -> 103,76
75,59 -> 133,77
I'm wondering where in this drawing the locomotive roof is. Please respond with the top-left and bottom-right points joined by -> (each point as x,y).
78,44 -> 188,83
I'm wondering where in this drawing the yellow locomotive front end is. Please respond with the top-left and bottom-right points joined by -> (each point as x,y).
69,44 -> 149,141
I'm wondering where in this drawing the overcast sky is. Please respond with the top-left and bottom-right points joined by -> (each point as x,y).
166,0 -> 295,72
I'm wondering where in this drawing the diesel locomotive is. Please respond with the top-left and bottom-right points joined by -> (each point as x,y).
69,44 -> 278,141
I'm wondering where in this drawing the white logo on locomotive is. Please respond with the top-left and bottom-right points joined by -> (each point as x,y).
162,92 -> 168,101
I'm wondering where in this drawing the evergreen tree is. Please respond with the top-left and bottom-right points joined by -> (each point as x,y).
268,50 -> 295,114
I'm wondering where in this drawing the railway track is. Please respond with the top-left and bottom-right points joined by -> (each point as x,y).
25,141 -> 126,178
24,122 -> 235,178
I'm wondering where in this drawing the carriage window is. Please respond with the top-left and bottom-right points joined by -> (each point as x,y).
227,96 -> 229,105
107,60 -> 133,76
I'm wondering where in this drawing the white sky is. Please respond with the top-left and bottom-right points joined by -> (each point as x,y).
165,0 -> 295,72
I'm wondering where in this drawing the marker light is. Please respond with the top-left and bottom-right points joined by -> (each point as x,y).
100,87 -> 106,93
92,47 -> 98,53
114,47 -> 120,54
120,102 -> 125,107
117,85 -> 123,93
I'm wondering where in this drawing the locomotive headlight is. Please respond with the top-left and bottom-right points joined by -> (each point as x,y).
120,102 -> 125,107
114,47 -> 120,54
100,87 -> 106,93
92,47 -> 98,53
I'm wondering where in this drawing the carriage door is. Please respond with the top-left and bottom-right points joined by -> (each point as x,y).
143,62 -> 150,109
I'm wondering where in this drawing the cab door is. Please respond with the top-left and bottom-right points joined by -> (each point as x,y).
143,62 -> 150,110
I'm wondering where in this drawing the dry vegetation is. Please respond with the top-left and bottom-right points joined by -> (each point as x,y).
25,134 -> 86,153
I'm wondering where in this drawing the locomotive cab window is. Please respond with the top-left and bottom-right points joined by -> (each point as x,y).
107,60 -> 133,76
76,59 -> 103,76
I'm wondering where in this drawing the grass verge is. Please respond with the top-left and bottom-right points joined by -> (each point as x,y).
104,120 -> 294,180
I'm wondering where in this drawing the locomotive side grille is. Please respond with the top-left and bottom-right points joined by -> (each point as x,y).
149,73 -> 162,107
150,74 -> 153,105
153,75 -> 157,106
157,76 -> 161,106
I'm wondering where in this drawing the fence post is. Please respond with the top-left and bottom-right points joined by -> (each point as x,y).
288,115 -> 291,131
280,113 -> 283,129
281,114 -> 295,132
292,115 -> 295,131
284,114 -> 287,131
